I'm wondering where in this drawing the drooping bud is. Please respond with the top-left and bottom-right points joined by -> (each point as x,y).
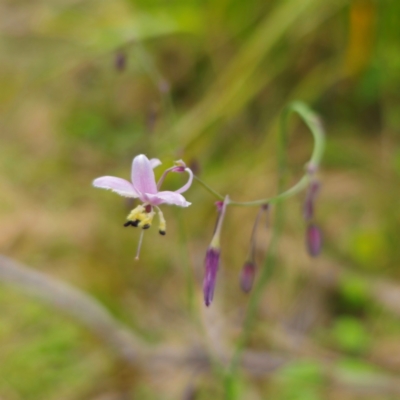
303,180 -> 320,221
240,261 -> 256,293
203,196 -> 229,307
306,223 -> 322,257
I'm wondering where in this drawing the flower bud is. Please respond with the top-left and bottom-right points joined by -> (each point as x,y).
306,223 -> 322,257
203,247 -> 220,306
240,261 -> 256,293
203,196 -> 229,306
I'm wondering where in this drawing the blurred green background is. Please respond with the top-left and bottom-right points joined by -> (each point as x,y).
1,0 -> 400,398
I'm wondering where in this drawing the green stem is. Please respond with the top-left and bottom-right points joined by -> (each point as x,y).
195,101 -> 325,207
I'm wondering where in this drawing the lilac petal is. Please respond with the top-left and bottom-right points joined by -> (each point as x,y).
149,158 -> 162,169
203,247 -> 220,306
92,176 -> 139,197
131,154 -> 157,194
142,191 -> 191,207
306,224 -> 322,257
174,168 -> 194,194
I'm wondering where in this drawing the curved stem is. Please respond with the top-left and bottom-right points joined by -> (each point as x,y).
195,101 -> 325,207
193,175 -> 225,200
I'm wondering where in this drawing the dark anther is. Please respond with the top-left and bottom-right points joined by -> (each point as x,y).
142,224 -> 150,230
132,220 -> 140,227
145,204 -> 152,213
123,221 -> 132,227
159,230 -> 166,236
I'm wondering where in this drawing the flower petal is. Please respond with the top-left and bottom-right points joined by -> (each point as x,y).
149,158 -> 162,169
93,176 -> 139,197
174,167 -> 193,194
142,191 -> 191,207
131,155 -> 158,194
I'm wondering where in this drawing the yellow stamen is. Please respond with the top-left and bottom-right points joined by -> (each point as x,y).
157,209 -> 166,235
127,205 -> 155,229
127,205 -> 145,222
138,210 -> 155,229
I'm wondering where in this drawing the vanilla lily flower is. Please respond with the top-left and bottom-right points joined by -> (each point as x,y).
93,154 -> 193,258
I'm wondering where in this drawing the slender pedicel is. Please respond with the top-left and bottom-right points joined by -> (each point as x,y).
303,180 -> 320,222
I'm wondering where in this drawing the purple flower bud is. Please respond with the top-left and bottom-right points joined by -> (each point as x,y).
303,180 -> 320,221
203,196 -> 229,307
240,261 -> 256,293
306,223 -> 322,257
203,247 -> 220,306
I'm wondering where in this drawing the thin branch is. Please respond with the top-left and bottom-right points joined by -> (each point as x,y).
0,255 -> 143,365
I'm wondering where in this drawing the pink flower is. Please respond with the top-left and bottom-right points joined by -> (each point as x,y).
93,154 -> 192,208
93,154 -> 193,258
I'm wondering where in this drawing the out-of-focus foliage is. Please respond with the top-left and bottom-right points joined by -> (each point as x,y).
1,0 -> 400,398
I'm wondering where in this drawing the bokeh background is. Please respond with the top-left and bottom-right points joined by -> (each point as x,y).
1,0 -> 400,399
